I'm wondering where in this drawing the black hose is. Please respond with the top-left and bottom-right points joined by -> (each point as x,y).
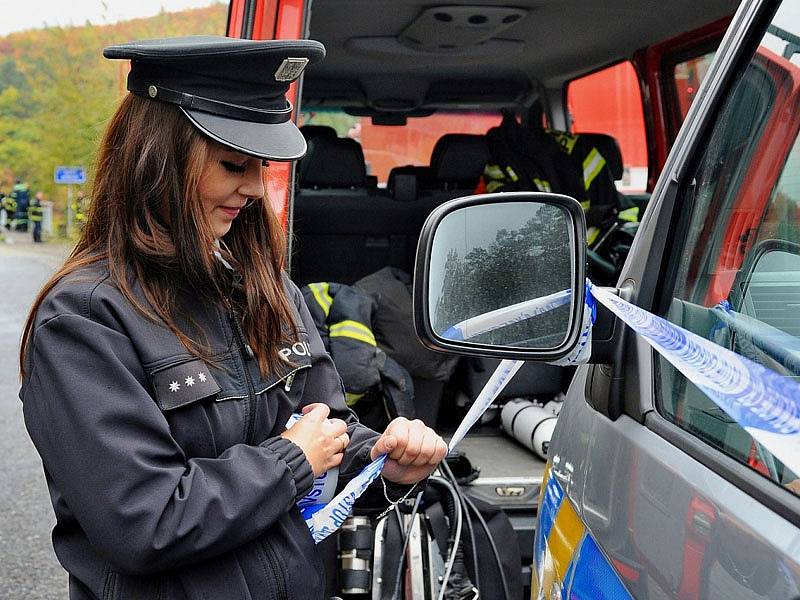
389,491 -> 423,600
439,459 -> 481,593
462,494 -> 511,600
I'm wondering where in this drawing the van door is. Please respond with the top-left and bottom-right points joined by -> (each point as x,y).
537,1 -> 800,599
226,0 -> 310,230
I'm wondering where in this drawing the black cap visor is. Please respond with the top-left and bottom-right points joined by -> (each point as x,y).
182,107 -> 307,161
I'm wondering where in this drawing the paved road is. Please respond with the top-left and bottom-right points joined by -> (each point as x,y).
0,231 -> 72,599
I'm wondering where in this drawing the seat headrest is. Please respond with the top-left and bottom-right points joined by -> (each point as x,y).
299,137 -> 367,189
299,124 -> 337,142
388,165 -> 433,194
578,133 -> 623,180
430,134 -> 489,188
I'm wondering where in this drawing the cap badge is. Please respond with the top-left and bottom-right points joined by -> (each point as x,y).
274,57 -> 309,82
148,85 -> 158,98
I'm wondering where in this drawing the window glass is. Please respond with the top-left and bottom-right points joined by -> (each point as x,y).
567,62 -> 648,192
298,110 -> 500,185
673,51 -> 716,120
657,3 -> 800,495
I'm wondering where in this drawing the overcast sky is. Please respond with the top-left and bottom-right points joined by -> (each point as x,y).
0,0 -> 223,36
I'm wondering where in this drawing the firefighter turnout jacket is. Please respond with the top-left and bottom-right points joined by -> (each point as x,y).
28,201 -> 43,223
477,117 -> 624,246
302,281 -> 415,421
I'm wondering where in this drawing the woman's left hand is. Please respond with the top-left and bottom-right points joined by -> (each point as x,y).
370,418 -> 448,485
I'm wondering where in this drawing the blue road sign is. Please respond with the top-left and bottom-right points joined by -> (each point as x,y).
54,166 -> 86,185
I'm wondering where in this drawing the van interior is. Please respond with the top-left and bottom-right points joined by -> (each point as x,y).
285,0 -> 739,595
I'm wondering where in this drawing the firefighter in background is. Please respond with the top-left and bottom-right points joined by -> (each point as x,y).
28,191 -> 44,243
10,179 -> 30,232
0,188 -> 7,230
2,189 -> 17,231
476,116 -> 622,247
71,190 -> 88,229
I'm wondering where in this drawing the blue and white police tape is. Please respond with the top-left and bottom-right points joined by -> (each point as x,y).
589,284 -> 800,474
302,281 -> 800,543
285,414 -> 340,521
440,282 -> 595,367
447,359 -> 525,450
712,300 -> 800,376
442,289 -> 572,341
441,281 -> 800,475
306,454 -> 387,543
301,356 -> 529,542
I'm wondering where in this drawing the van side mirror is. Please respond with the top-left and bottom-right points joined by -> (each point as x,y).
413,192 -> 587,361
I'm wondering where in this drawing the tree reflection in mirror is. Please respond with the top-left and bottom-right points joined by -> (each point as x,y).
428,201 -> 574,349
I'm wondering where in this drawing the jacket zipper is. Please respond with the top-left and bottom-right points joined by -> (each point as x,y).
259,538 -> 288,600
284,372 -> 296,392
226,302 -> 258,445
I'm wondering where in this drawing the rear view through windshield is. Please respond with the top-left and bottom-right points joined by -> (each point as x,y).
299,110 -> 501,185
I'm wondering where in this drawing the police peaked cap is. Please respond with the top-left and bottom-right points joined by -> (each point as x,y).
103,36 -> 326,161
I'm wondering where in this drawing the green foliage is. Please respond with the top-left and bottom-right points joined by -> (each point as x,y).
0,3 -> 228,223
299,110 -> 360,137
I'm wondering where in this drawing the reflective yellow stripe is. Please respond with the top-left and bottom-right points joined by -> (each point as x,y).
547,497 -> 585,581
533,178 -> 551,192
486,180 -> 506,193
329,320 -> 377,346
619,206 -> 640,222
345,392 -> 364,406
505,166 -> 519,182
580,200 -> 591,211
547,129 -> 579,154
587,226 -> 600,246
484,164 -> 504,179
308,282 -> 333,318
583,148 -> 606,190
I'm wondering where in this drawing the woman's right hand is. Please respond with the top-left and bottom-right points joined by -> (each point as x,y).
280,403 -> 349,476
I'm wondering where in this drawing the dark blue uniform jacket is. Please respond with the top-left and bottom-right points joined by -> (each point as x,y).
19,262 -> 381,599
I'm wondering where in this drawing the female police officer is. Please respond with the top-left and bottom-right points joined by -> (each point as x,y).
18,36 -> 447,599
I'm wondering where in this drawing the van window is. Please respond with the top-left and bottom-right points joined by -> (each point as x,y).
567,62 -> 648,192
672,51 -> 716,120
657,4 -> 800,495
298,110 -> 500,185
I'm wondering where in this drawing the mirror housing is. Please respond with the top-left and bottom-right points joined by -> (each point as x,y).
413,192 -> 587,361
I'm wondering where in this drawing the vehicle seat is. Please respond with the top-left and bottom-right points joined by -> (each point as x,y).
428,133 -> 489,192
298,136 -> 368,191
387,165 -> 433,202
292,137 -> 421,286
299,124 -> 338,143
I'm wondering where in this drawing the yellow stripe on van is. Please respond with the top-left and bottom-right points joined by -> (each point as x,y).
329,320 -> 377,346
308,282 -> 333,318
547,497 -> 585,581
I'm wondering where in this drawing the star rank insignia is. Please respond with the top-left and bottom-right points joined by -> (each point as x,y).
151,359 -> 222,411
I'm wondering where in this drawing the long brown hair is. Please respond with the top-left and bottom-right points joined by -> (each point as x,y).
20,94 -> 297,378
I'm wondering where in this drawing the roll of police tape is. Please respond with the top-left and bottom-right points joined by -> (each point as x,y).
285,413 -> 339,520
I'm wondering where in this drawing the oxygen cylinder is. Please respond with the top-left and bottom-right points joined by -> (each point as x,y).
500,399 -> 560,460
